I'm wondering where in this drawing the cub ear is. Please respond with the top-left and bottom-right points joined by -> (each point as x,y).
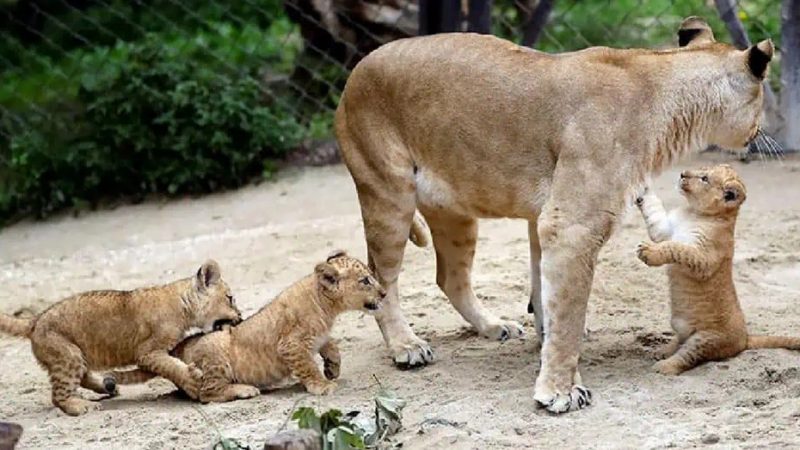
722,184 -> 746,204
746,39 -> 774,80
196,260 -> 222,290
326,249 -> 348,262
677,16 -> 715,47
315,262 -> 340,291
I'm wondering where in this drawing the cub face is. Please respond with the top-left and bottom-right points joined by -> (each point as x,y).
315,250 -> 386,313
191,260 -> 242,332
677,16 -> 773,152
678,164 -> 746,216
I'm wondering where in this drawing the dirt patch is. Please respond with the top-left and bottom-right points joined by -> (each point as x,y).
2,154 -> 800,449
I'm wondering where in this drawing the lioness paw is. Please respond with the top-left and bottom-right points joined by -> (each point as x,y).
391,337 -> 435,369
306,380 -> 337,396
482,320 -> 525,342
534,385 -> 593,414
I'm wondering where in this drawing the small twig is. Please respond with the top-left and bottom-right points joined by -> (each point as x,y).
277,395 -> 309,433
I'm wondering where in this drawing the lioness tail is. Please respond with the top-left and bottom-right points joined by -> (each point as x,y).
409,211 -> 430,248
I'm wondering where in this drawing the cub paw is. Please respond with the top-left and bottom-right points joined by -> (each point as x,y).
306,380 -> 337,396
652,360 -> 684,376
635,185 -> 650,207
323,359 -> 340,380
182,364 -> 204,400
102,376 -> 119,397
636,241 -> 663,266
60,397 -> 101,416
233,385 -> 261,399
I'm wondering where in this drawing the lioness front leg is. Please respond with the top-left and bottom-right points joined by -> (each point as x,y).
279,335 -> 336,395
136,348 -> 202,400
534,186 -> 620,413
319,340 -> 341,380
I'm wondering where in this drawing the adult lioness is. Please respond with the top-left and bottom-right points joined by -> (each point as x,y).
335,16 -> 773,413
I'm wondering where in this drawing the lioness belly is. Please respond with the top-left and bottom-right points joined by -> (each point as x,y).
414,166 -> 548,219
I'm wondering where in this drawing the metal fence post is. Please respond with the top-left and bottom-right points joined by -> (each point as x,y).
419,0 -> 462,35
783,0 -> 800,151
468,0 -> 493,34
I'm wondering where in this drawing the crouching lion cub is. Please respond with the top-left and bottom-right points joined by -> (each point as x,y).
636,164 -> 800,375
110,250 -> 386,402
0,260 -> 241,415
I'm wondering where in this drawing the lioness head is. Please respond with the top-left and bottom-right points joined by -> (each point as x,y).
315,250 -> 386,313
678,164 -> 746,216
190,260 -> 242,331
677,16 -> 773,152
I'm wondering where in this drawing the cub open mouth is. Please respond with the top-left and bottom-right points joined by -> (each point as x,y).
364,302 -> 380,311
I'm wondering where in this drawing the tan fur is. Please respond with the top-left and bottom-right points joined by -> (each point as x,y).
0,261 -> 241,416
636,164 -> 800,376
335,16 -> 772,412
109,251 -> 386,403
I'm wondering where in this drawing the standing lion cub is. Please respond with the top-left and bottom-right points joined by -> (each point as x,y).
0,260 -> 241,415
110,250 -> 386,402
636,164 -> 800,375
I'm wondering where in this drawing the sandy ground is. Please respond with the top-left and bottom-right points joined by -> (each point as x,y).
2,153 -> 800,449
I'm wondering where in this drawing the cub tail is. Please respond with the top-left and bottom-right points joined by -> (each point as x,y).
409,211 -> 430,248
747,335 -> 800,350
0,314 -> 34,338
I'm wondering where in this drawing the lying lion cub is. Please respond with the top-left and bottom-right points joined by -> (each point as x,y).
636,164 -> 800,375
110,250 -> 385,402
0,261 -> 242,415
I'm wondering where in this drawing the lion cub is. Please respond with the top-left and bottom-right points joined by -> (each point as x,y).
0,261 -> 241,415
111,250 -> 385,402
636,164 -> 800,375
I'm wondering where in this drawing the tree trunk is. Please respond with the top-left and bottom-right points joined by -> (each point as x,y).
782,0 -> 800,151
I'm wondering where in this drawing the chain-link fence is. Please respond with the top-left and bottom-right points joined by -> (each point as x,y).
0,0 -> 792,222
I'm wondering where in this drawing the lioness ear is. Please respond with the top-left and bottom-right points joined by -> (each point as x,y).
196,260 -> 222,289
678,16 -> 715,47
746,40 -> 774,80
315,262 -> 340,291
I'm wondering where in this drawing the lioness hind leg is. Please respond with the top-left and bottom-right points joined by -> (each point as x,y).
426,211 -> 523,341
346,151 -> 433,368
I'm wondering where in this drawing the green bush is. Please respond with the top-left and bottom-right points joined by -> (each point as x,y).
0,25 -> 304,222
